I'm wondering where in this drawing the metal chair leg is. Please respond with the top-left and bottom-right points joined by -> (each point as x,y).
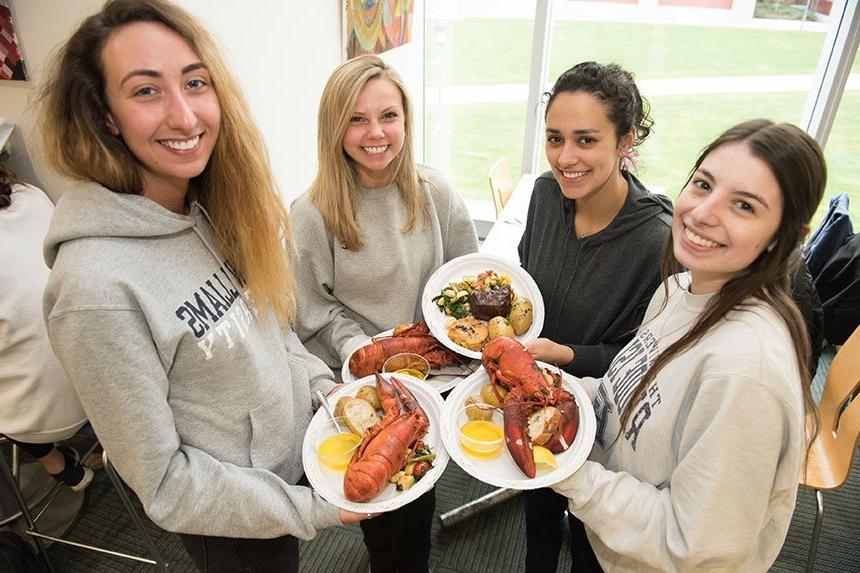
102,451 -> 170,570
806,489 -> 824,573
0,447 -> 56,573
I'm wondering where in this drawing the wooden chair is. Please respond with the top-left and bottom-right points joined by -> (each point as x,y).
799,325 -> 860,572
488,157 -> 513,219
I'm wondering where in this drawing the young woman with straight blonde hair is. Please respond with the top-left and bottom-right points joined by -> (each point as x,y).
38,1 -> 368,570
291,55 -> 478,572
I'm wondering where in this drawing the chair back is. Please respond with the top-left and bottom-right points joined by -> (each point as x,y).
488,157 -> 513,219
802,325 -> 860,490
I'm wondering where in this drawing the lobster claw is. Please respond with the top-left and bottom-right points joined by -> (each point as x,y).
502,387 -> 537,479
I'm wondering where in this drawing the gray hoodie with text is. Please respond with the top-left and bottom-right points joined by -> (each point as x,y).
43,183 -> 341,539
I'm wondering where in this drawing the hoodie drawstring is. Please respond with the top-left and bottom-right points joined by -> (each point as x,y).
189,202 -> 255,313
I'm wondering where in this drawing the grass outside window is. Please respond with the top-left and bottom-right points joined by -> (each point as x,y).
426,19 -> 860,230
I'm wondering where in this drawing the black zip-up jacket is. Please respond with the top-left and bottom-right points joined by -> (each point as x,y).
519,170 -> 673,377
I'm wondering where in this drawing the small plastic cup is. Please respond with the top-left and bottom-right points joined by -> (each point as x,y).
315,419 -> 361,472
382,353 -> 431,380
456,405 -> 504,459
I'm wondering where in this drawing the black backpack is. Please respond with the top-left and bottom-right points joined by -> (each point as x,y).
815,233 -> 860,346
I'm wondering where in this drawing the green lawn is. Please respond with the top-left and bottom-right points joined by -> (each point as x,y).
428,92 -> 858,231
425,18 -> 860,231
427,19 -> 835,86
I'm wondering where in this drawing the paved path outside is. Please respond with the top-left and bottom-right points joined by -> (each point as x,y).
427,73 -> 860,104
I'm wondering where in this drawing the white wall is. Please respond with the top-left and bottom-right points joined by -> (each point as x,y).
0,0 -> 423,205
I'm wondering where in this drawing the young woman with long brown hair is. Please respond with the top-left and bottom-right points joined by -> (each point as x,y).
551,119 -> 824,572
38,1 -> 368,570
291,55 -> 478,573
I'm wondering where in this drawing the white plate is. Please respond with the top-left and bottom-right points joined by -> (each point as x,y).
302,374 -> 450,513
421,253 -> 544,359
441,361 -> 596,490
341,329 -> 481,394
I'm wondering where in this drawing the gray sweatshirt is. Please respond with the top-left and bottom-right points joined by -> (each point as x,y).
291,167 -> 479,368
554,274 -> 804,571
0,184 -> 87,442
43,183 -> 341,539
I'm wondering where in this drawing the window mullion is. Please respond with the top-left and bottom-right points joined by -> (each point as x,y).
801,1 -> 860,147
521,0 -> 554,175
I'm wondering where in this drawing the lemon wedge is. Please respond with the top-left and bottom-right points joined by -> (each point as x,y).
533,445 -> 557,469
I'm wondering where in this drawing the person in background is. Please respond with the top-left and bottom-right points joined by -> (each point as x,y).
517,62 -> 672,572
0,165 -> 91,492
553,120 -> 824,572
37,2 -> 369,571
291,55 -> 478,573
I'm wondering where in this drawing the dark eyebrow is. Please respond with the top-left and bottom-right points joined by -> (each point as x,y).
120,69 -> 159,87
545,127 -> 600,135
120,62 -> 206,87
696,167 -> 714,181
182,62 -> 206,75
697,167 -> 770,210
736,190 -> 771,210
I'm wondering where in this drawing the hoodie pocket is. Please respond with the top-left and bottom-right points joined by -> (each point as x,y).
249,391 -> 294,472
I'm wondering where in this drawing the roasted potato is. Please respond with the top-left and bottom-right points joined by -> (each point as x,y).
356,385 -> 382,409
509,297 -> 534,335
465,395 -> 494,421
487,316 -> 515,340
479,383 -> 508,408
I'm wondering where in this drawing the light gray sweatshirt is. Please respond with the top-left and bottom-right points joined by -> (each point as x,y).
43,182 -> 341,539
0,184 -> 87,442
553,274 -> 805,572
291,167 -> 479,368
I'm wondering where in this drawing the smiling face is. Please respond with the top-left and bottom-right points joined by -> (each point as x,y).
342,77 -> 406,188
101,21 -> 220,205
673,142 -> 784,294
544,91 -> 631,202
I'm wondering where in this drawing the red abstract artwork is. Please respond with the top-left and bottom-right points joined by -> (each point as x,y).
345,0 -> 413,59
0,0 -> 27,81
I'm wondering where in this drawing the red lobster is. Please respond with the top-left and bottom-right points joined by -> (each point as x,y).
348,321 -> 464,378
344,374 -> 430,502
482,337 -> 579,478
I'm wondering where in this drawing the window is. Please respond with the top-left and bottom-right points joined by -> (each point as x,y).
814,42 -> 860,229
424,1 -> 538,217
541,0 -> 833,203
425,0 -> 858,230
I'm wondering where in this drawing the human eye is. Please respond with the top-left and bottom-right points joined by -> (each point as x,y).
734,200 -> 755,214
350,115 -> 366,124
545,134 -> 562,145
186,78 -> 208,90
692,179 -> 711,192
382,110 -> 399,120
578,136 -> 596,145
133,86 -> 157,97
